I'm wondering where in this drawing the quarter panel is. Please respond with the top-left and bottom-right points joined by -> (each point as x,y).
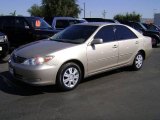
118,38 -> 139,65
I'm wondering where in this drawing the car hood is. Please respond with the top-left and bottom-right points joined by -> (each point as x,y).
0,32 -> 4,36
145,30 -> 160,35
14,39 -> 76,58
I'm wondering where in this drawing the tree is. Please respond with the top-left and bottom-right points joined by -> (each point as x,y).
28,4 -> 43,17
28,0 -> 81,18
114,12 -> 141,22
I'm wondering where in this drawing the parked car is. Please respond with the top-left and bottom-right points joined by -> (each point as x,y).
84,18 -> 119,23
8,23 -> 152,91
143,23 -> 160,32
120,21 -> 160,47
0,16 -> 54,50
76,18 -> 88,23
46,17 -> 87,34
0,32 -> 9,59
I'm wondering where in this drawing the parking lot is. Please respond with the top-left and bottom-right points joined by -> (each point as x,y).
0,46 -> 160,120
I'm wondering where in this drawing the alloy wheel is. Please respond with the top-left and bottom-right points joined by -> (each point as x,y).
135,54 -> 143,69
63,67 -> 80,88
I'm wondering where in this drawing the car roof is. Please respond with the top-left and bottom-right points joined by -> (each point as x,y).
0,16 -> 43,19
84,18 -> 118,23
53,17 -> 76,20
75,22 -> 120,27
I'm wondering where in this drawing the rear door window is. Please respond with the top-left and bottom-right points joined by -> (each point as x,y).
56,20 -> 69,29
115,25 -> 138,40
15,18 -> 28,28
55,19 -> 78,29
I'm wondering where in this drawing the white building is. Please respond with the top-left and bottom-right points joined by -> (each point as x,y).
141,18 -> 153,23
154,13 -> 160,26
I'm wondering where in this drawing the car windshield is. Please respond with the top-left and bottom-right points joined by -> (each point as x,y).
50,25 -> 98,44
25,17 -> 52,30
139,23 -> 147,31
148,25 -> 160,31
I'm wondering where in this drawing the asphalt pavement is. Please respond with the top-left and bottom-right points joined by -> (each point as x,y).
0,46 -> 160,120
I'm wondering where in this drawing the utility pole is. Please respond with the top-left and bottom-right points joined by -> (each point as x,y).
102,10 -> 107,18
90,11 -> 92,18
83,2 -> 86,18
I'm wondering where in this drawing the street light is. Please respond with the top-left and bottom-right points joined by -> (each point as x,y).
102,10 -> 107,18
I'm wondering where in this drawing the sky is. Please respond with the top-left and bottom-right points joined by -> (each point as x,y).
0,0 -> 159,19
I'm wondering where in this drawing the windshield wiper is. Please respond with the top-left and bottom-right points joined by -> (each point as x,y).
50,39 -> 80,44
62,40 -> 80,44
51,39 -> 68,43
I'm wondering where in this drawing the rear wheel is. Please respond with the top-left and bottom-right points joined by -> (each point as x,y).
152,37 -> 158,47
57,62 -> 82,91
132,52 -> 144,71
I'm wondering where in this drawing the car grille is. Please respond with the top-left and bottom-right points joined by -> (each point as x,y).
11,54 -> 27,64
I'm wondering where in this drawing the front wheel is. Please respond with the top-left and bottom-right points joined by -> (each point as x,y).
0,52 -> 8,60
132,52 -> 144,71
56,62 -> 82,91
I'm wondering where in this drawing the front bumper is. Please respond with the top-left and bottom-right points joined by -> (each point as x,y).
8,60 -> 59,86
0,42 -> 9,57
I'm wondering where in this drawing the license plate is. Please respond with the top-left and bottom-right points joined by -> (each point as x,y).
0,47 -> 2,51
9,67 -> 14,75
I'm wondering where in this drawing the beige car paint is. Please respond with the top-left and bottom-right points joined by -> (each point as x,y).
8,23 -> 152,86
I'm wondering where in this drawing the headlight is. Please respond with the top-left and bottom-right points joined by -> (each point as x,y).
0,35 -> 8,42
4,35 -> 8,42
22,56 -> 53,66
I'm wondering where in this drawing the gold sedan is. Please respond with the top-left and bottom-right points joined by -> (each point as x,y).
8,23 -> 152,91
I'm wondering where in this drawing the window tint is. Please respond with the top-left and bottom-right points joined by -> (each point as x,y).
94,26 -> 115,42
0,17 -> 14,28
148,25 -> 159,31
115,25 -> 137,40
55,20 -> 78,29
15,18 -> 28,28
0,18 -> 3,29
25,17 -> 52,29
132,23 -> 142,30
131,23 -> 147,31
68,20 -> 78,25
56,20 -> 69,29
51,25 -> 98,44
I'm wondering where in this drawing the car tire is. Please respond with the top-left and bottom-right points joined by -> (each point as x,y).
132,52 -> 144,71
0,52 -> 8,60
152,37 -> 158,47
56,62 -> 82,91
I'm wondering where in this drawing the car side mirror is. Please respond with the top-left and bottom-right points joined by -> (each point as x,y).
91,38 -> 103,45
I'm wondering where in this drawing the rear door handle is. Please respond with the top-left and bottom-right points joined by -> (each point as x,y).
112,45 -> 118,48
135,41 -> 139,44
